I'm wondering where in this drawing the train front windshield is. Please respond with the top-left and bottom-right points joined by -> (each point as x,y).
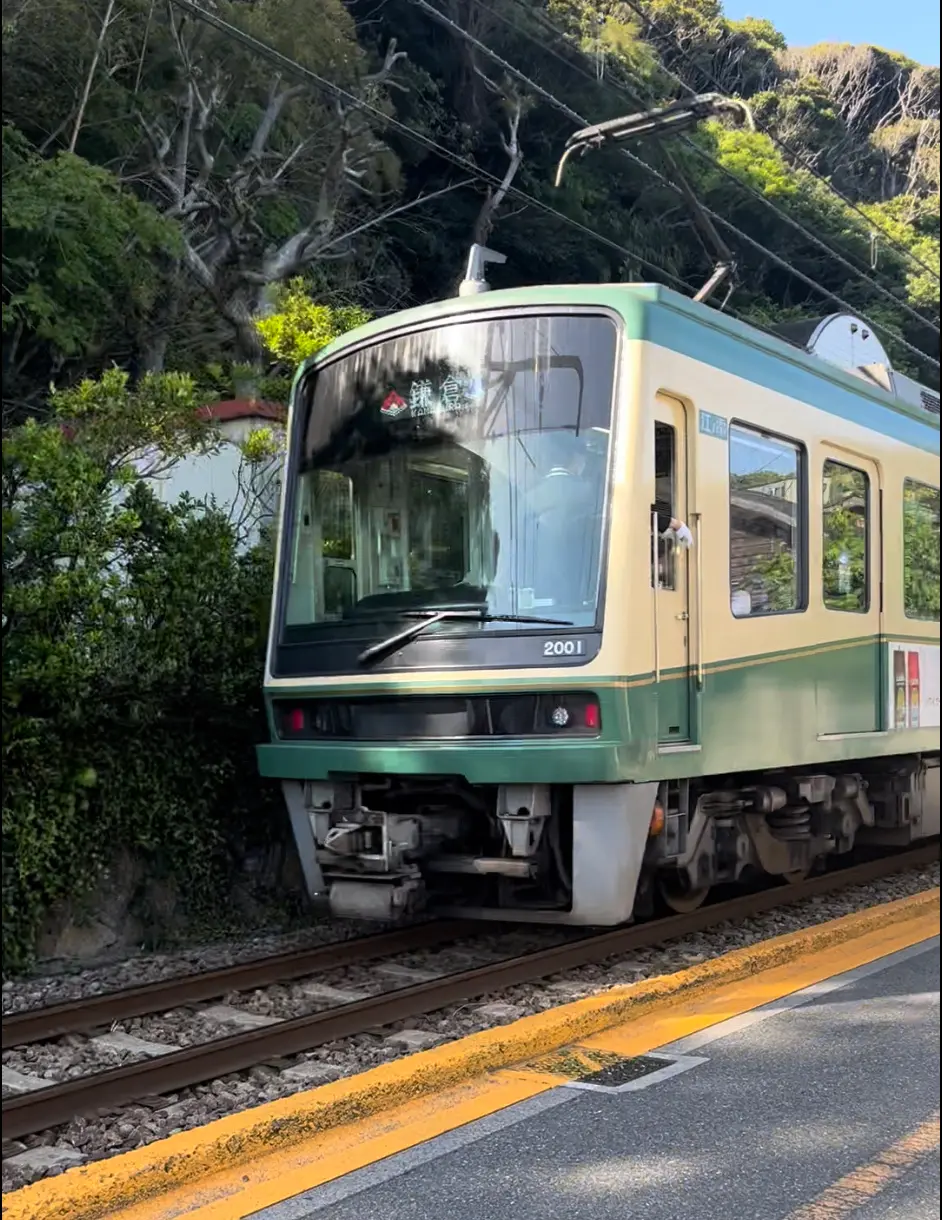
278,313 -> 617,662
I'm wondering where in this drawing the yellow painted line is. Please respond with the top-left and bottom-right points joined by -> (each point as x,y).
3,890 -> 938,1220
97,1070 -> 563,1220
578,908 -> 940,1061
783,1110 -> 939,1220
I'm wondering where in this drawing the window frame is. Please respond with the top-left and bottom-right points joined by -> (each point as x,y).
902,476 -> 941,623
270,306 -> 624,677
821,458 -> 871,615
727,420 -> 808,621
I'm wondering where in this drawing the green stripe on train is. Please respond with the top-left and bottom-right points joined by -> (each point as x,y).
258,638 -> 938,785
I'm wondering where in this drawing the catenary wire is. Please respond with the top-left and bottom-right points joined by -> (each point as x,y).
413,0 -> 940,371
467,0 -> 939,335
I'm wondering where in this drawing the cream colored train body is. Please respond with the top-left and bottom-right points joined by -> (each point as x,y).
258,284 -> 940,924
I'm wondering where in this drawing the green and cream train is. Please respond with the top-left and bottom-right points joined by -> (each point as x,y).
257,267 -> 940,924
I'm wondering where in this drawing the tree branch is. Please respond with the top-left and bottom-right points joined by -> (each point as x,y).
69,0 -> 119,153
467,72 -> 525,252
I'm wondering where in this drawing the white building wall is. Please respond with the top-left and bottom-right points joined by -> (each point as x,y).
136,417 -> 285,550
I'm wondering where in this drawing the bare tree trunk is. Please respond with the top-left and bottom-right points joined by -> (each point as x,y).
224,292 -> 268,369
472,100 -> 522,246
140,333 -> 170,375
455,83 -> 524,292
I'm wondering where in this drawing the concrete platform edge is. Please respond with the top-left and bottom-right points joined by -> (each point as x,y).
4,888 -> 939,1220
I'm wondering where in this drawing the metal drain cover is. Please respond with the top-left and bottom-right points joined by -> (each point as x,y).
575,1054 -> 669,1089
514,1046 -> 708,1094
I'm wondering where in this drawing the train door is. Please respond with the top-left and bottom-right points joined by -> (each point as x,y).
652,395 -> 693,743
818,449 -> 883,734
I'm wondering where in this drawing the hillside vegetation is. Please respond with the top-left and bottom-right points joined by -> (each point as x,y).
2,0 -> 939,404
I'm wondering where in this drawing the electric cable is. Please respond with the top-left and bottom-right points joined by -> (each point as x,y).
413,0 -> 940,371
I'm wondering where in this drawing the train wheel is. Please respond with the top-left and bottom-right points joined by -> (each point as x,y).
781,867 -> 811,885
657,875 -> 710,913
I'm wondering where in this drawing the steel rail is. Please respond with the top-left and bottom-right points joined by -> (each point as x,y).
3,843 -> 936,1142
2,921 -> 477,1048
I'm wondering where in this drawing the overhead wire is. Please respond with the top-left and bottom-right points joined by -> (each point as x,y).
469,0 -> 939,336
166,0 -> 699,298
412,0 -> 940,371
317,178 -> 476,255
612,0 -> 941,286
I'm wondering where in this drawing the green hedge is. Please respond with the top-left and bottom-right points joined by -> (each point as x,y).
2,376 -> 283,973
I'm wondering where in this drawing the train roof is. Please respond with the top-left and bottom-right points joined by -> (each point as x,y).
299,283 -> 940,456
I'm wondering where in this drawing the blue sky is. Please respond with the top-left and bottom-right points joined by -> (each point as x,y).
721,0 -> 940,65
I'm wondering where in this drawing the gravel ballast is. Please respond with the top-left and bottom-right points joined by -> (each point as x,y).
1,918 -> 409,1017
2,861 -> 938,1195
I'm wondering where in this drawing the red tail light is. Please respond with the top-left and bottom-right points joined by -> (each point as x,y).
584,702 -> 600,730
285,707 -> 305,733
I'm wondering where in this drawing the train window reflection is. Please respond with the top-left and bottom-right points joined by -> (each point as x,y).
282,313 -> 617,638
903,479 -> 940,622
729,424 -> 804,618
822,460 -> 869,613
652,422 -> 677,591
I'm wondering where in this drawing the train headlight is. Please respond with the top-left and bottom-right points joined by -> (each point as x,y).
545,697 -> 601,733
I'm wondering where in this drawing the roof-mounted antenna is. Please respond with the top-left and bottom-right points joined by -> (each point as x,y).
554,93 -> 754,307
459,243 -> 507,297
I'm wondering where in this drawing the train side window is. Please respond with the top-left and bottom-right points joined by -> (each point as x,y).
903,479 -> 940,621
822,461 -> 869,613
729,424 -> 804,618
651,422 -> 676,590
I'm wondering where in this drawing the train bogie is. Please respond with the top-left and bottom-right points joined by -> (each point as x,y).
283,777 -> 660,925
276,756 -> 938,925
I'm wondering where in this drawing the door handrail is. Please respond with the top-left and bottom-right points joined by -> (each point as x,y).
651,510 -> 661,684
692,511 -> 704,690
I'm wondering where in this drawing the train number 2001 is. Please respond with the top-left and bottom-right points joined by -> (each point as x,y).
543,639 -> 585,657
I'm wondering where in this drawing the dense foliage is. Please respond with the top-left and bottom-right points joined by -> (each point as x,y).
1,0 -> 938,403
1,0 -> 938,965
1,374 -> 282,970
256,282 -> 373,366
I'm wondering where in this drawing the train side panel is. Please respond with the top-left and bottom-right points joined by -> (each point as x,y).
617,337 -> 940,784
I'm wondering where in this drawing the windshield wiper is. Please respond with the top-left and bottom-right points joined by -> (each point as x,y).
357,609 -> 573,668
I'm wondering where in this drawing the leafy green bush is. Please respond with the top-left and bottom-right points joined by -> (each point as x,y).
2,127 -> 181,410
256,279 -> 372,367
2,373 -> 281,973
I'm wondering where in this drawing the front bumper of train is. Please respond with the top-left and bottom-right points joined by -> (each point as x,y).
256,739 -> 626,785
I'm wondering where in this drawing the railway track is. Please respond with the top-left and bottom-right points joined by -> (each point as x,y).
2,920 -> 477,1048
3,843 -> 938,1143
